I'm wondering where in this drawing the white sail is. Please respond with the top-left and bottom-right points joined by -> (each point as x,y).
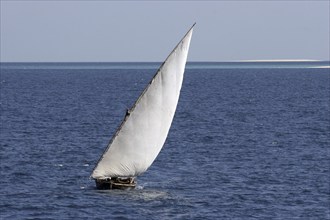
91,24 -> 195,179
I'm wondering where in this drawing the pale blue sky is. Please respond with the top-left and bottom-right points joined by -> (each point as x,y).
1,1 -> 329,62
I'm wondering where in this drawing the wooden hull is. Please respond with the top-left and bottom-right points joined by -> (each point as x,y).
95,178 -> 136,190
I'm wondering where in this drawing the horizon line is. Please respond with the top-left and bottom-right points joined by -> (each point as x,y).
1,59 -> 329,63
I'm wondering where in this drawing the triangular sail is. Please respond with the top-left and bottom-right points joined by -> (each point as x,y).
91,24 -> 195,179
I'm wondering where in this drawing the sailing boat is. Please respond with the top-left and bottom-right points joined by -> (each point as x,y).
91,24 -> 195,189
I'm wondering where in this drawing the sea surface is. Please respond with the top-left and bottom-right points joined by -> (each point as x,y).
1,62 -> 329,219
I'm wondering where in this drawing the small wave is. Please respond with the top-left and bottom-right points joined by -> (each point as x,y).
136,185 -> 144,190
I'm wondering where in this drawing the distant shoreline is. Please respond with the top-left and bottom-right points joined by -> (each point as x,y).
309,65 -> 330,69
226,59 -> 322,62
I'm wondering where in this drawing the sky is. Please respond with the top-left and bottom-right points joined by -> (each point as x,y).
0,1 -> 329,62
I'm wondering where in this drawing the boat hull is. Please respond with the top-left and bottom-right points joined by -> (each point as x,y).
95,178 -> 136,190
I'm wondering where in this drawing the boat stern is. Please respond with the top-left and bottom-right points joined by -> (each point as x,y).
95,177 -> 136,190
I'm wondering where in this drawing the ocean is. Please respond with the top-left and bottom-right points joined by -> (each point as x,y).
0,62 -> 329,219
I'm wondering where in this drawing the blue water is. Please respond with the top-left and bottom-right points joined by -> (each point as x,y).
1,63 -> 329,219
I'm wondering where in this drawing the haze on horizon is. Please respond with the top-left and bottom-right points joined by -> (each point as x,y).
1,1 -> 329,62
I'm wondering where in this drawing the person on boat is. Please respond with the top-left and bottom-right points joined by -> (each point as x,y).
126,109 -> 131,117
